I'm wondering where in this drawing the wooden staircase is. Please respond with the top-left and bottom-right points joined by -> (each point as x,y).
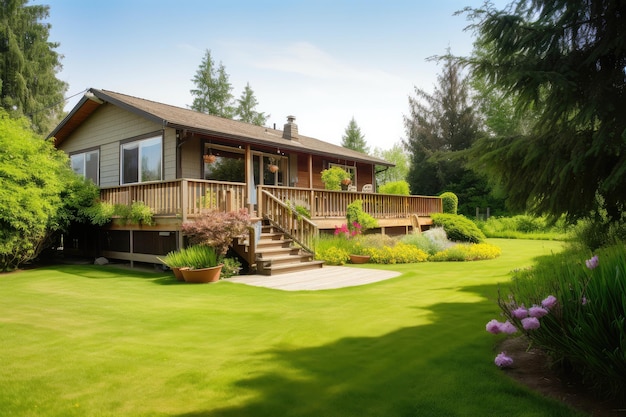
255,223 -> 324,276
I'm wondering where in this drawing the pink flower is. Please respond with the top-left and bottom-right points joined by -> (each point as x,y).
499,321 -> 518,334
494,352 -> 514,368
521,316 -> 540,330
582,296 -> 588,306
486,319 -> 503,334
541,295 -> 557,310
585,255 -> 599,270
511,306 -> 528,319
528,306 -> 549,318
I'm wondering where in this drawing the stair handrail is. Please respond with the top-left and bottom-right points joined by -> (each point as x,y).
260,190 -> 318,254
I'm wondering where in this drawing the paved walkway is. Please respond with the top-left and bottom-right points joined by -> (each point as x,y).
227,266 -> 401,291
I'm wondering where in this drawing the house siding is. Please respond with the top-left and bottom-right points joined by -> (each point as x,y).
57,104 -> 177,186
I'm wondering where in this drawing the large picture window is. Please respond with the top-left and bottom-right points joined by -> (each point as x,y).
121,136 -> 162,184
70,149 -> 99,184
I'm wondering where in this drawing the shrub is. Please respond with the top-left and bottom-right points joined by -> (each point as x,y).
160,245 -> 221,270
315,246 -> 350,265
182,209 -> 252,255
378,180 -> 410,195
346,199 -> 378,232
220,257 -> 242,278
498,245 -> 626,399
401,227 -> 453,255
440,192 -> 458,215
431,213 -> 486,243
364,242 -> 428,264
429,243 -> 501,261
320,166 -> 351,190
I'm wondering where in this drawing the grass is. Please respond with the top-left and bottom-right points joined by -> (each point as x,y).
0,239 -> 587,417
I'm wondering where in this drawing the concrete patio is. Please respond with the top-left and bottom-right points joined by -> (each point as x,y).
227,266 -> 401,291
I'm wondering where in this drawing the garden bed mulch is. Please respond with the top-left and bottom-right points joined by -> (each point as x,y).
499,337 -> 625,417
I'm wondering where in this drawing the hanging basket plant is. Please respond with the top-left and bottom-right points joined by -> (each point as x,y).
268,164 -> 279,173
341,177 -> 352,186
203,153 -> 217,164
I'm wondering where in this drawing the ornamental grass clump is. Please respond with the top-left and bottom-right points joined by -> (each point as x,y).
493,246 -> 626,400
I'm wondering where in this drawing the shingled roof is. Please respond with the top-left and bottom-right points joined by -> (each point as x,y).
50,89 -> 393,167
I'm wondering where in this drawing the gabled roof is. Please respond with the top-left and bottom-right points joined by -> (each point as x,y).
50,88 -> 393,167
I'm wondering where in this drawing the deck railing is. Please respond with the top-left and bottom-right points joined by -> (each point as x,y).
257,185 -> 442,219
260,190 -> 319,253
100,179 -> 247,219
100,181 -> 441,221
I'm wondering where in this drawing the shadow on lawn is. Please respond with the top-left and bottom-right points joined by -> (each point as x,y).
170,283 -> 583,417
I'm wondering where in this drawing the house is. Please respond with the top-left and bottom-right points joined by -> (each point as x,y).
50,89 -> 441,274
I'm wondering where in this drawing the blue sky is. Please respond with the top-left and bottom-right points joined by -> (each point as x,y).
41,0 -> 508,150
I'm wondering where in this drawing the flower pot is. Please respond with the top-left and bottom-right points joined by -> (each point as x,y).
181,264 -> 223,283
203,154 -> 217,163
349,254 -> 370,264
268,164 -> 279,173
171,267 -> 186,281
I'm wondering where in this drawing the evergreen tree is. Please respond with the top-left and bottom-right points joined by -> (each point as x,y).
190,50 -> 234,118
403,55 -> 481,196
235,83 -> 269,126
465,0 -> 626,221
403,55 -> 505,214
341,117 -> 369,154
0,0 -> 68,134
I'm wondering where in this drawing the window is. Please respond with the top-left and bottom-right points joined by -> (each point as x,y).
121,136 -> 162,184
70,149 -> 99,184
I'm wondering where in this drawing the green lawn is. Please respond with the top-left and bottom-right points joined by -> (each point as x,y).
0,239 -> 586,417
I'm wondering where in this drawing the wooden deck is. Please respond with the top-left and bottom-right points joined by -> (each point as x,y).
227,265 -> 401,291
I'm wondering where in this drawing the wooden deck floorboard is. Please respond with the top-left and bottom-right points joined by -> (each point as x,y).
227,266 -> 401,291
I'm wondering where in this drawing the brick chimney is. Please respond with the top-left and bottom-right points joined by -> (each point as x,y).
282,115 -> 299,141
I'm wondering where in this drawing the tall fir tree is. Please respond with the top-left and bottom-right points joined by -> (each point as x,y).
341,117 -> 369,153
235,83 -> 269,126
465,0 -> 626,221
190,50 -> 234,118
403,55 -> 502,214
0,0 -> 68,134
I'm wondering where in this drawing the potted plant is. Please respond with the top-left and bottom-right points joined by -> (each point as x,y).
157,249 -> 190,281
203,153 -> 217,164
178,245 -> 223,283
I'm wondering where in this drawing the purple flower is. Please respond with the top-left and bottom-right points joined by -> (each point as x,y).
581,296 -> 588,306
541,295 -> 557,310
511,306 -> 528,319
499,321 -> 518,334
585,255 -> 599,270
494,352 -> 514,368
528,306 -> 549,318
486,319 -> 502,334
521,316 -> 541,330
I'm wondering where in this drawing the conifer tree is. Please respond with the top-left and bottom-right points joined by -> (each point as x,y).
235,83 -> 269,126
190,50 -> 234,118
341,117 -> 369,154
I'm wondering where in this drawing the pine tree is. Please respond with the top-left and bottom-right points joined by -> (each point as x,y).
190,50 -> 234,118
465,0 -> 626,221
0,0 -> 68,134
235,83 -> 269,126
341,117 -> 369,153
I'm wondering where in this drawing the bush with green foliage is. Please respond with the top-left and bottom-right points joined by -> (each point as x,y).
476,215 -> 571,240
0,112 -> 102,271
378,180 -> 410,195
430,213 -> 485,243
363,242 -> 428,264
320,166 -> 351,190
113,201 -> 154,225
440,192 -> 458,214
346,199 -> 378,232
498,244 -> 626,399
220,257 -> 242,278
400,227 -> 451,255
429,243 -> 501,261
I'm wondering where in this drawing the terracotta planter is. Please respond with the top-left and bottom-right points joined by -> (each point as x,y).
181,264 -> 223,283
171,267 -> 185,281
268,164 -> 279,173
203,154 -> 217,163
349,254 -> 370,264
